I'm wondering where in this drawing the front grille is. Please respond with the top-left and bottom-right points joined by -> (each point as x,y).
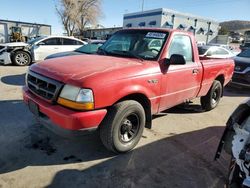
27,71 -> 63,102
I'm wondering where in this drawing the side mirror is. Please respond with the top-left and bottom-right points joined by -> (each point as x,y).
168,54 -> 186,65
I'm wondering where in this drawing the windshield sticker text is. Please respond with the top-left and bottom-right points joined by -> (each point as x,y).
146,32 -> 166,39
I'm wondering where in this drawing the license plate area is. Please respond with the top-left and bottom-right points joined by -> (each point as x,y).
28,100 -> 39,116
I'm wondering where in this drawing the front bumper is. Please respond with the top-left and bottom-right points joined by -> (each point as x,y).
23,86 -> 107,135
0,52 -> 12,65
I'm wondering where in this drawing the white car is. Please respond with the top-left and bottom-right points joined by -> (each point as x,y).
0,36 -> 87,66
198,45 -> 236,59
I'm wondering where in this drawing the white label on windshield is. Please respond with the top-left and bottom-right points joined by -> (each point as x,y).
146,32 -> 166,39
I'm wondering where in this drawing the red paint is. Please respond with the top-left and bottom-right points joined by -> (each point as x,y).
23,28 -> 234,131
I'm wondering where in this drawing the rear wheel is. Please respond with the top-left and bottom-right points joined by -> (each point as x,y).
12,51 -> 31,66
201,80 -> 222,111
100,100 -> 145,153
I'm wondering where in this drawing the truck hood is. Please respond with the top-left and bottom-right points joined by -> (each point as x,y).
30,55 -> 145,86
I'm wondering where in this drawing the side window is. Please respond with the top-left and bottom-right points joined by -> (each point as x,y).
42,38 -> 62,45
63,38 -> 80,45
76,40 -> 83,45
167,35 -> 193,62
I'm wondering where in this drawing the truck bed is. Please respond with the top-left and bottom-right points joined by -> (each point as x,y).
198,58 -> 235,97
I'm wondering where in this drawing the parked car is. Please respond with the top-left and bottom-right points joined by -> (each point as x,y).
45,40 -> 105,60
198,45 -> 236,59
0,36 -> 86,66
231,48 -> 250,87
23,28 -> 234,153
0,42 -> 28,65
215,99 -> 250,188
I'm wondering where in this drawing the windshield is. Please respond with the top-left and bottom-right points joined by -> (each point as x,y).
75,43 -> 103,54
237,49 -> 250,58
27,36 -> 46,45
99,30 -> 169,60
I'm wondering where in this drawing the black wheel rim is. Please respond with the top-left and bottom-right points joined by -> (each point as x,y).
211,85 -> 220,105
119,113 -> 140,143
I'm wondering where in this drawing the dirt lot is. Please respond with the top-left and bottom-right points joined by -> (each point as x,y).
0,66 -> 249,188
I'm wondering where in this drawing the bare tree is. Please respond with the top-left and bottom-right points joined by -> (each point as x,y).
76,0 -> 102,35
55,0 -> 102,36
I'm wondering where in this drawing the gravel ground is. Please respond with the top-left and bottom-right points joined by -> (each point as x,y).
0,66 -> 249,188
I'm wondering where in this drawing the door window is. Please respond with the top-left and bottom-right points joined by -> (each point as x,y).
41,38 -> 62,45
63,38 -> 82,45
167,35 -> 193,62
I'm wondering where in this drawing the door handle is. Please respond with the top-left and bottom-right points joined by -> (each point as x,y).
192,69 -> 199,75
54,47 -> 59,49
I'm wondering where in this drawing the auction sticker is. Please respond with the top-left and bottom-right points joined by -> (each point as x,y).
146,32 -> 166,39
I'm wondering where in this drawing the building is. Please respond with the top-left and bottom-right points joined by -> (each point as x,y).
83,27 -> 122,40
0,19 -> 51,43
123,8 -> 220,44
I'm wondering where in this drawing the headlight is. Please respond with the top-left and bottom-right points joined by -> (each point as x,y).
57,84 -> 94,110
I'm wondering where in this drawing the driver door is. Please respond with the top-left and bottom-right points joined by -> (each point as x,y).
159,34 -> 202,111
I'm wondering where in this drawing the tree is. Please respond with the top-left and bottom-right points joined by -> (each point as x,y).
55,0 -> 102,36
76,0 -> 102,35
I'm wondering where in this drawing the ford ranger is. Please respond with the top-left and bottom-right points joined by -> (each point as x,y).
23,28 -> 234,153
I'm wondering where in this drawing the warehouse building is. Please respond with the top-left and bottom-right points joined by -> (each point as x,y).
83,27 -> 122,40
123,8 -> 220,44
0,19 -> 51,43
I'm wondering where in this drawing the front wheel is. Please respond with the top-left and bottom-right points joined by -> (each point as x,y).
12,51 -> 31,66
201,80 -> 222,111
100,100 -> 145,153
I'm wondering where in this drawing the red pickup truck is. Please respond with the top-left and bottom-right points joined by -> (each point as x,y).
23,28 -> 234,153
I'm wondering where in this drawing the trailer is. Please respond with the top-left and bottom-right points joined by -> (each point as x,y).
0,19 -> 51,43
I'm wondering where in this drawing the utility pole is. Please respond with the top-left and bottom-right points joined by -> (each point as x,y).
141,0 -> 144,12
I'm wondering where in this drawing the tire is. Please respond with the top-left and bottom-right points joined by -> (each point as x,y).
201,80 -> 222,111
100,100 -> 145,153
12,51 -> 31,66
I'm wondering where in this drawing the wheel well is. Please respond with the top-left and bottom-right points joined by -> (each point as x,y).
11,50 -> 32,63
215,75 -> 225,86
11,49 -> 31,57
215,75 -> 225,96
117,93 -> 152,129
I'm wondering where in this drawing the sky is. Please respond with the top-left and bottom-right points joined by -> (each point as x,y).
0,0 -> 249,35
